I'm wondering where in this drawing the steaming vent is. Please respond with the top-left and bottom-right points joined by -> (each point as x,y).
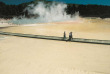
10,1 -> 80,25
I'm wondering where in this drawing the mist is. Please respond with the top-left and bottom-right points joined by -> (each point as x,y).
10,2 -> 79,25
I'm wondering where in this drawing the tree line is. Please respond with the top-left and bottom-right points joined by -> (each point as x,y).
0,1 -> 110,19
67,4 -> 110,18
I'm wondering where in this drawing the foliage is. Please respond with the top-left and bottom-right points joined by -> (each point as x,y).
0,1 -> 110,19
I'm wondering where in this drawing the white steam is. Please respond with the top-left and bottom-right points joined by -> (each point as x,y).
10,2 -> 79,24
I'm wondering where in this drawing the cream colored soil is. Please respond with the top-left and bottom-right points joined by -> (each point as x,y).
0,18 -> 110,74
0,36 -> 110,74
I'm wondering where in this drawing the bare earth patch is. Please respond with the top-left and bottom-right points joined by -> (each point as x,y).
0,18 -> 110,74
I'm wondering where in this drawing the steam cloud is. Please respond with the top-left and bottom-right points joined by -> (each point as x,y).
10,2 -> 79,25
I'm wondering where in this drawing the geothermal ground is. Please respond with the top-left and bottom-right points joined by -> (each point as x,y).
0,18 -> 110,74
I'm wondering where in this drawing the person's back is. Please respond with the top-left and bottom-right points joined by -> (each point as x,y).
63,31 -> 66,40
70,32 -> 73,39
68,32 -> 71,41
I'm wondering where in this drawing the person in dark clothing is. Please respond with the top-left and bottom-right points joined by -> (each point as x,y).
70,32 -> 73,39
68,32 -> 71,41
68,32 -> 73,41
63,31 -> 66,40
